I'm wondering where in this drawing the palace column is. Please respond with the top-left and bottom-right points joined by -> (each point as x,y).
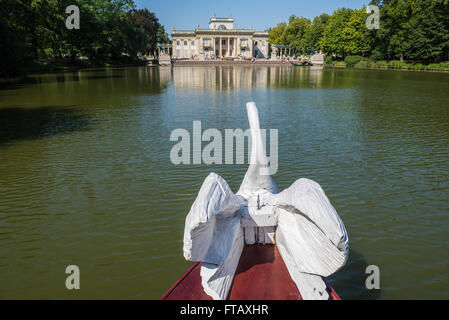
213,37 -> 216,57
181,39 -> 184,58
219,37 -> 222,57
230,37 -> 233,56
234,37 -> 237,57
230,37 -> 233,57
249,39 -> 253,58
227,37 -> 229,57
224,37 -> 227,57
188,40 -> 192,58
237,37 -> 240,57
236,37 -> 239,57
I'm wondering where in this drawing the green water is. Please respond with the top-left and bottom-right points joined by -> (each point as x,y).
0,66 -> 448,299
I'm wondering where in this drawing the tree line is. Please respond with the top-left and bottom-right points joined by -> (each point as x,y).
269,0 -> 449,63
0,0 -> 170,78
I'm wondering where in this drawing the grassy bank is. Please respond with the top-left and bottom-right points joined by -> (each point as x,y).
325,56 -> 449,72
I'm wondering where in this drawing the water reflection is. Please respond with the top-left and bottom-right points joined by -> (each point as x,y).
0,67 -> 171,112
171,65 -> 367,90
328,249 -> 381,299
0,106 -> 91,146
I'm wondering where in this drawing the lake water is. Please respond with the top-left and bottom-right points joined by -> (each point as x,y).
0,66 -> 448,299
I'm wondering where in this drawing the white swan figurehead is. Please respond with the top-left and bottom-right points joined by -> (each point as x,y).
182,102 -> 349,300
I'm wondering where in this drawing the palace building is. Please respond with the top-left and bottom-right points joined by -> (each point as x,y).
171,15 -> 269,60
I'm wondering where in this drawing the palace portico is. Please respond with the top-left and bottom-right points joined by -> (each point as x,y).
171,15 -> 269,60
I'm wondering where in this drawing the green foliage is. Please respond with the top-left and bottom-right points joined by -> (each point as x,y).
129,9 -> 161,55
324,55 -> 334,65
371,0 -> 449,62
270,0 -> 449,64
157,25 -> 170,44
403,0 -> 449,62
0,0 -> 163,78
344,55 -> 365,67
373,60 -> 389,67
269,16 -> 312,54
268,22 -> 288,45
428,61 -> 449,69
285,16 -> 311,53
0,0 -> 37,77
334,61 -> 347,68
388,60 -> 409,68
320,8 -> 353,57
321,8 -> 372,58
354,59 -> 449,70
354,60 -> 368,68
302,13 -> 330,53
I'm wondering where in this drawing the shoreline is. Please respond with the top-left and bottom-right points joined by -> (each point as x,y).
360,65 -> 449,73
0,62 -> 148,82
3,61 -> 449,83
326,62 -> 449,73
172,60 -> 293,66
168,60 -> 449,73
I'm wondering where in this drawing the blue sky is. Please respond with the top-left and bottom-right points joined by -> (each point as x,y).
134,0 -> 370,33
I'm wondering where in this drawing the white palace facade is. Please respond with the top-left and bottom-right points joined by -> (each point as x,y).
171,15 -> 269,60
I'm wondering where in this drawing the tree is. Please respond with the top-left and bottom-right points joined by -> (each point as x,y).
341,8 -> 373,56
284,16 -> 311,54
403,0 -> 449,62
0,0 -> 165,77
0,0 -> 38,77
321,8 -> 353,57
371,0 -> 412,61
129,9 -> 160,54
157,25 -> 170,44
303,13 -> 330,53
268,0 -> 449,63
268,16 -> 311,54
320,8 -> 372,57
269,22 -> 287,45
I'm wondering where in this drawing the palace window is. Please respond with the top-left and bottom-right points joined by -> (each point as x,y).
240,39 -> 247,46
203,39 -> 211,46
184,40 -> 187,46
176,40 -> 180,46
191,40 -> 195,46
222,39 -> 226,45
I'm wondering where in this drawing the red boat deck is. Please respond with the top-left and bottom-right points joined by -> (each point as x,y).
162,244 -> 340,300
